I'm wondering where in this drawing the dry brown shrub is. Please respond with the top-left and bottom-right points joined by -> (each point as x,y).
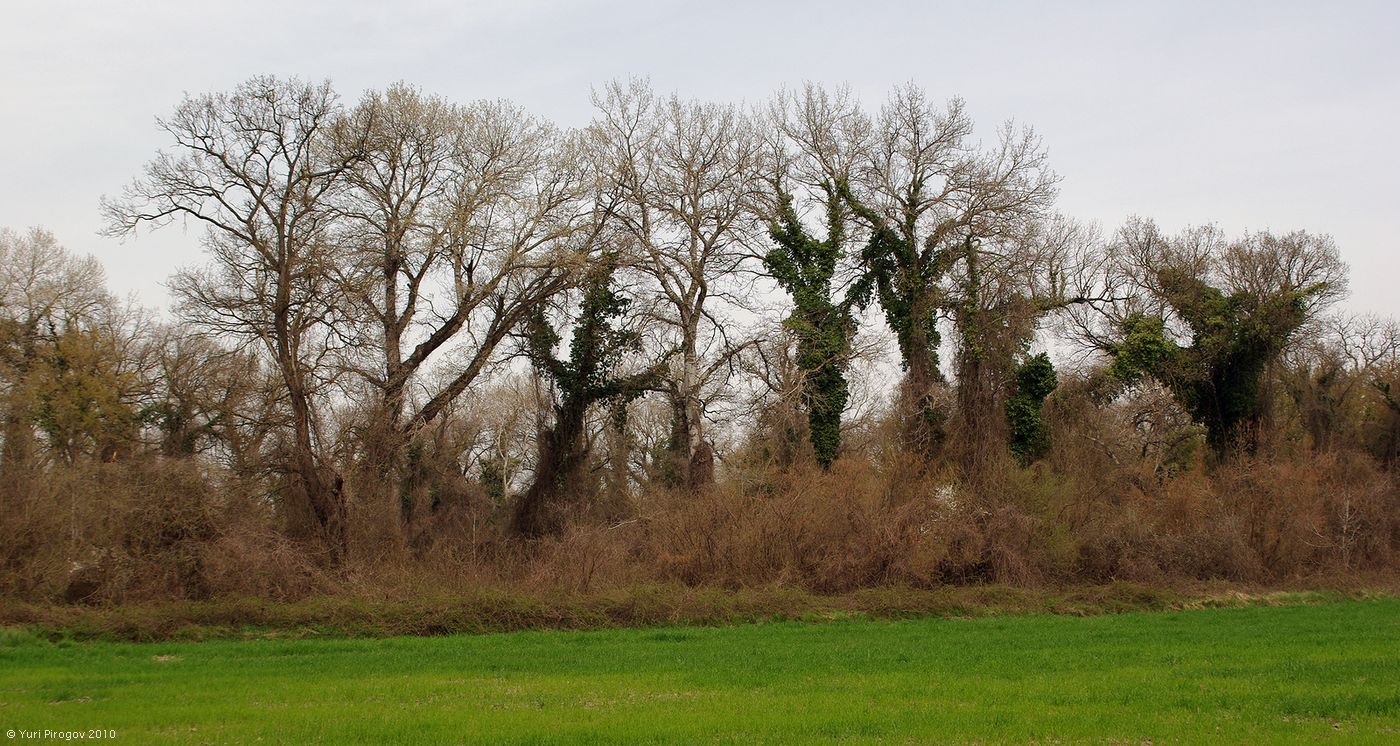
575,459 -> 967,592
0,457 -> 329,603
1235,451 -> 1396,573
495,444 -> 1400,594
1057,449 -> 1398,582
4,426 -> 1397,610
0,467 -> 70,598
521,523 -> 641,593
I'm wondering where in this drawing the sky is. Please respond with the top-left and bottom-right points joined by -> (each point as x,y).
2,0 -> 1397,317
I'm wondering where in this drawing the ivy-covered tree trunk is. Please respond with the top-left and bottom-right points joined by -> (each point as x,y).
1106,269 -> 1321,460
512,396 -> 590,537
899,289 -> 947,457
764,183 -> 869,469
844,195 -> 950,459
799,321 -> 851,468
513,263 -> 665,537
952,238 -> 1004,483
1005,354 -> 1057,465
659,381 -> 711,490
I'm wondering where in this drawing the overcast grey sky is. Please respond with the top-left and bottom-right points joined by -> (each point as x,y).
2,0 -> 1396,316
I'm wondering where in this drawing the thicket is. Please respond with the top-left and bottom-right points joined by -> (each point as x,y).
1,78 -> 1398,608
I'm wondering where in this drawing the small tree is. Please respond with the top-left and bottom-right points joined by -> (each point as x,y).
31,325 -> 140,464
0,228 -> 112,479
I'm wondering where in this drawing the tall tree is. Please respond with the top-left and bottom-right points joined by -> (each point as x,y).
836,86 -> 1058,457
589,80 -> 763,488
758,86 -> 878,469
1095,219 -> 1347,458
105,76 -> 365,560
331,85 -> 588,532
944,217 -> 1099,481
763,182 -> 869,468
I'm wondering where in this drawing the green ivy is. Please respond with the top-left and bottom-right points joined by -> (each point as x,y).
515,259 -> 665,535
1105,269 -> 1319,457
764,183 -> 872,468
1005,353 -> 1057,464
836,180 -> 950,454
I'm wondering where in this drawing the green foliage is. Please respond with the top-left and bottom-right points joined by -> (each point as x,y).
30,327 -> 138,462
527,262 -> 651,408
837,180 -> 951,455
1005,353 -> 1057,464
1106,314 -> 1178,384
517,260 -> 665,535
478,455 -> 509,504
764,183 -> 870,468
1106,269 -> 1319,457
858,224 -> 942,379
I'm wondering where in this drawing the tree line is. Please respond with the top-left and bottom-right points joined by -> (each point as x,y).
3,77 -> 1398,597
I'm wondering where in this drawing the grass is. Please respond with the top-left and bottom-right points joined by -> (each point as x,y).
0,582 -> 1348,642
2,598 -> 1399,743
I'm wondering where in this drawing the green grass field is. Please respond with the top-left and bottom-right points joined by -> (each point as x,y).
2,599 -> 1399,744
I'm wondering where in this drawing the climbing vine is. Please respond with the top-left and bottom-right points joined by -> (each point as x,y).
1004,352 -> 1057,465
764,182 -> 871,468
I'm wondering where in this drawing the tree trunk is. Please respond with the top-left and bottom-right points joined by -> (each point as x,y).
899,292 -> 945,458
512,401 -> 590,538
284,388 -> 347,561
276,323 -> 347,561
955,334 -> 1009,495
601,401 -> 632,522
660,388 -> 713,491
953,246 -> 1007,492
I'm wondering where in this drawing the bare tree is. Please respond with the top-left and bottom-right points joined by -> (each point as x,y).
330,84 -> 589,532
104,76 -> 365,561
145,325 -> 281,475
1281,313 -> 1398,452
833,85 -> 1060,457
588,80 -> 764,488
